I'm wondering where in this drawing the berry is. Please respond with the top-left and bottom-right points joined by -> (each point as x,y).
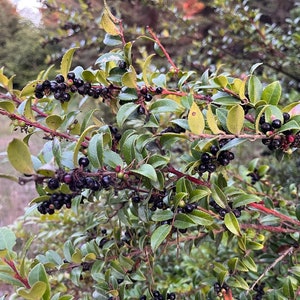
144,94 -> 153,102
201,152 -> 211,163
67,72 -> 76,80
35,91 -> 44,99
61,93 -> 71,102
132,195 -> 141,203
283,112 -> 290,122
140,296 -> 147,300
156,87 -> 163,94
228,151 -> 235,160
233,209 -> 241,218
74,78 -> 84,87
55,74 -> 65,83
101,175 -> 111,188
198,163 -> 207,173
167,292 -> 176,300
42,80 -> 51,89
210,145 -> 219,155
207,163 -> 216,173
218,157 -> 230,166
47,178 -> 60,190
78,157 -> 89,167
271,119 -> 282,129
118,60 -> 127,69
260,122 -> 272,133
259,115 -> 265,124
63,173 -> 73,184
184,203 -> 194,213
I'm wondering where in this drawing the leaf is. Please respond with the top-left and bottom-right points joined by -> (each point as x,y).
0,173 -> 18,183
150,99 -> 183,114
224,212 -> 242,236
7,138 -> 34,174
60,48 -> 79,79
151,224 -> 172,251
17,282 -> 47,300
211,184 -> 228,208
188,101 -> 205,134
283,277 -> 295,299
214,75 -> 228,88
261,81 -> 282,105
103,34 -> 122,46
248,75 -> 262,104
0,227 -> 16,251
28,263 -> 50,300
87,133 -> 104,168
233,194 -> 261,208
45,115 -> 64,131
188,210 -> 214,226
103,150 -> 124,169
274,120 -> 300,134
121,65 -> 137,88
249,63 -> 263,75
100,7 -> 119,36
174,213 -> 196,229
0,100 -> 15,113
20,80 -> 41,98
142,54 -> 156,86
131,164 -> 157,182
151,210 -> 173,222
207,104 -> 222,134
24,99 -> 35,121
116,103 -> 139,127
226,105 -> 244,135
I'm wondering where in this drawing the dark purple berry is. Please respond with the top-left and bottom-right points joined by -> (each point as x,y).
101,175 -> 111,188
61,93 -> 71,102
35,92 -> 44,99
132,196 -> 141,203
198,163 -> 207,173
219,157 -> 230,166
207,163 -> 216,173
47,178 -> 60,190
140,296 -> 147,300
228,152 -> 235,160
259,115 -> 265,124
67,72 -> 76,80
42,80 -> 51,89
156,87 -> 163,94
63,173 -> 73,184
118,60 -> 127,69
201,152 -> 211,163
55,74 -> 65,83
260,122 -> 272,133
271,119 -> 282,129
78,157 -> 89,167
210,145 -> 219,155
144,94 -> 153,101
74,78 -> 84,87
233,209 -> 241,218
283,112 -> 290,123
184,203 -> 194,213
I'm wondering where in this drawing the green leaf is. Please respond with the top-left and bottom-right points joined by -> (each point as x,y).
100,7 -> 119,36
87,133 -> 104,168
188,210 -> 214,226
214,75 -> 228,88
0,100 -> 15,113
241,256 -> 257,272
274,120 -> 300,134
116,103 -> 139,127
150,99 -> 183,114
29,195 -> 50,206
283,277 -> 295,299
249,63 -> 263,75
45,115 -> 64,131
60,47 -> 79,79
248,75 -> 262,104
0,173 -> 18,183
224,212 -> 242,236
103,34 -> 122,46
0,227 -> 16,251
142,54 -> 156,85
28,263 -> 50,300
188,101 -> 205,134
17,282 -> 47,300
7,138 -> 34,174
261,81 -> 282,105
20,80 -> 41,98
174,213 -> 196,229
131,164 -> 157,182
151,224 -> 172,251
233,194 -> 261,208
151,210 -> 173,222
226,104 -> 244,135
103,150 -> 124,169
121,65 -> 137,88
211,184 -> 228,208
119,87 -> 138,101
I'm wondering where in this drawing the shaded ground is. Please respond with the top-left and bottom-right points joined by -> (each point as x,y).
0,116 -> 38,226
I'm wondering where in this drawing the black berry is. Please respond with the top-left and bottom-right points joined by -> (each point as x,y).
260,122 -> 272,133
78,157 -> 89,167
271,119 -> 282,129
144,94 -> 153,102
47,178 -> 60,190
55,74 -> 65,83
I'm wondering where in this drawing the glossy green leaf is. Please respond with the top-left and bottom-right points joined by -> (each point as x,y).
174,213 -> 196,229
0,173 -> 18,183
28,263 -> 50,300
283,277 -> 295,299
95,53 -> 124,68
103,150 -> 124,168
147,155 -> 170,168
87,133 -> 104,168
233,194 -> 261,208
211,184 -> 228,208
248,75 -> 262,104
45,115 -> 64,131
24,99 -> 35,121
142,54 -> 156,86
151,224 -> 172,251
0,100 -> 15,113
241,256 -> 257,272
224,212 -> 242,236
226,104 -> 244,135
29,195 -> 50,206
212,91 -> 240,105
261,81 -> 281,105
60,47 -> 79,79
119,87 -> 138,101
121,65 -> 137,88
188,101 -> 205,134
7,138 -> 34,174
249,62 -> 263,74
103,34 -> 122,46
188,210 -> 214,226
17,282 -> 47,300
151,210 -> 173,222
0,227 -> 16,251
150,99 -> 183,114
274,120 -> 300,134
131,164 -> 157,182
116,103 -> 139,127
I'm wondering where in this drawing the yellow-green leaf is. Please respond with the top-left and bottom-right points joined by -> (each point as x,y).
20,80 -> 41,98
214,75 -> 228,88
122,65 -> 137,88
24,99 -> 35,121
60,47 -> 79,79
71,248 -> 83,264
0,100 -> 15,113
188,101 -> 205,134
224,212 -> 242,236
261,81 -> 281,105
207,104 -> 222,134
7,138 -> 34,174
226,104 -> 244,135
17,281 -> 47,300
232,78 -> 246,100
142,54 -> 156,86
100,8 -> 119,36
45,115 -> 64,131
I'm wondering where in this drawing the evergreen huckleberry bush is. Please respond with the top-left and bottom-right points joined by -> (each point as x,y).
0,1 -> 299,299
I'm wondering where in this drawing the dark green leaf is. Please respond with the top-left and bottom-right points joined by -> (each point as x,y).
116,103 -> 139,127
87,133 -> 104,168
224,212 -> 241,236
151,224 -> 172,251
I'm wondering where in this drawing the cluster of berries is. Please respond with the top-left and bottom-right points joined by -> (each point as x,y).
253,283 -> 265,300
213,282 -> 230,296
247,169 -> 262,184
37,192 -> 72,215
161,124 -> 186,134
34,72 -> 110,102
209,199 -> 244,219
198,141 -> 235,175
140,290 -> 176,300
37,157 -> 113,215
149,191 -> 167,211
259,112 -> 300,151
139,85 -> 163,103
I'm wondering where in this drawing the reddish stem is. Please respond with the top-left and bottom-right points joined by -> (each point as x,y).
167,166 -> 210,187
249,203 -> 300,226
147,26 -> 179,73
3,258 -> 31,289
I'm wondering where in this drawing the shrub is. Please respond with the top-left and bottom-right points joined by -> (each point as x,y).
0,2 -> 299,300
